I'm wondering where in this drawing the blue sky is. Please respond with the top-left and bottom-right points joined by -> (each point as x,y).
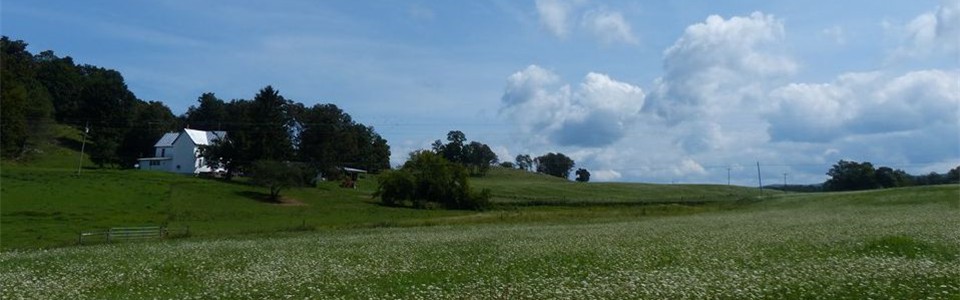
4,0 -> 958,184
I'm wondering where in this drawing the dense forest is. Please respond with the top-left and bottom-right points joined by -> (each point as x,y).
0,36 -> 390,174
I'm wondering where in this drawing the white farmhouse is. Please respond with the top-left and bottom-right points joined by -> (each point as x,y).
137,128 -> 226,174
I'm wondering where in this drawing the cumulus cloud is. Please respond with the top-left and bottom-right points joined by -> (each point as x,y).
581,8 -> 638,45
891,0 -> 960,57
645,12 -> 796,122
506,8 -> 957,184
500,65 -> 645,147
768,69 -> 960,142
535,0 -> 577,37
591,169 -> 622,181
534,0 -> 638,45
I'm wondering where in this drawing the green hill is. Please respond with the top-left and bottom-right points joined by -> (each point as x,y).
1,182 -> 956,299
475,167 -> 758,204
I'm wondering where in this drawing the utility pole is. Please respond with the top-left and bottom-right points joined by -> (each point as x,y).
727,167 -> 731,186
783,173 -> 788,193
756,161 -> 763,195
77,122 -> 89,175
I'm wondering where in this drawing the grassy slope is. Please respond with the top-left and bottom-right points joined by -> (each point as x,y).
474,167 -> 759,204
1,185 -> 956,299
0,130 -> 762,250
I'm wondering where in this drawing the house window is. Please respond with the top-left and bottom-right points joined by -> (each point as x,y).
161,148 -> 166,157
150,161 -> 160,166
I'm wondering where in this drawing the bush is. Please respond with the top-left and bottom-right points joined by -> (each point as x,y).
375,151 -> 491,210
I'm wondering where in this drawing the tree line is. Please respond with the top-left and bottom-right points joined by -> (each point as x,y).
2,36 -> 180,165
1,36 -> 390,178
823,160 -> 959,191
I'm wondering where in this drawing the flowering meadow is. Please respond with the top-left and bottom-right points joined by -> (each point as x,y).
2,186 -> 958,299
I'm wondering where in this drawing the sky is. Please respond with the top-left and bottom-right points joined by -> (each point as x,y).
4,0 -> 958,185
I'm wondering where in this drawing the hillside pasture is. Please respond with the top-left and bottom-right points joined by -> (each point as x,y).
1,185 -> 957,299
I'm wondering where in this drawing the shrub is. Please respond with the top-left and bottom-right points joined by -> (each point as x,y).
375,150 -> 490,210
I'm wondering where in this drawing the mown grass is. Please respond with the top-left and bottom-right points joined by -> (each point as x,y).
474,167 -> 758,204
0,165 -> 761,250
0,166 -> 476,249
1,185 -> 957,299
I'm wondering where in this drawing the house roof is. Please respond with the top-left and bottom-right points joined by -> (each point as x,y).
184,129 -> 226,146
154,129 -> 226,147
154,133 -> 179,147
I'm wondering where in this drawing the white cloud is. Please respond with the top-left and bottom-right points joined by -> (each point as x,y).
505,9 -> 957,184
581,8 -> 638,45
534,1 -> 638,46
768,69 -> 960,142
674,158 -> 707,176
645,12 -> 796,123
891,0 -> 960,58
500,65 -> 645,147
535,0 -> 577,38
591,169 -> 622,181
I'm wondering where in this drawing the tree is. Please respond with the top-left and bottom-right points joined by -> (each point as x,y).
34,49 -> 83,123
515,154 -> 533,172
874,167 -> 898,188
78,66 -> 137,167
434,130 -> 467,164
535,152 -> 575,179
296,103 -> 391,175
825,160 -> 879,191
119,100 -> 178,167
463,141 -> 498,176
374,150 -> 490,210
948,166 -> 960,183
1,37 -> 54,159
182,93 -> 228,130
247,86 -> 294,161
249,160 -> 302,201
575,168 -> 590,182
199,135 -> 242,179
499,162 -> 516,168
431,130 -> 496,177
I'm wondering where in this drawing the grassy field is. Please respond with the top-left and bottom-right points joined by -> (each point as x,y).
0,165 -> 759,250
475,167 -> 756,204
1,185 -> 957,299
2,129 -> 958,298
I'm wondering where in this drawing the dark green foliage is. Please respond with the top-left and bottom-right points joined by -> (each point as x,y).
575,168 -> 590,182
1,37 -> 54,159
34,50 -> 83,123
296,103 -> 390,175
375,151 -> 490,210
825,160 -> 879,191
463,141 -> 498,176
874,166 -> 912,188
1,36 -> 178,168
119,101 -> 178,167
499,162 -> 516,168
515,154 -> 533,171
431,130 -> 498,176
824,160 -> 956,191
79,66 -> 139,167
3,37 -> 391,173
182,93 -> 229,131
250,160 -> 303,201
199,135 -> 242,180
249,86 -> 295,161
535,152 -> 575,179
